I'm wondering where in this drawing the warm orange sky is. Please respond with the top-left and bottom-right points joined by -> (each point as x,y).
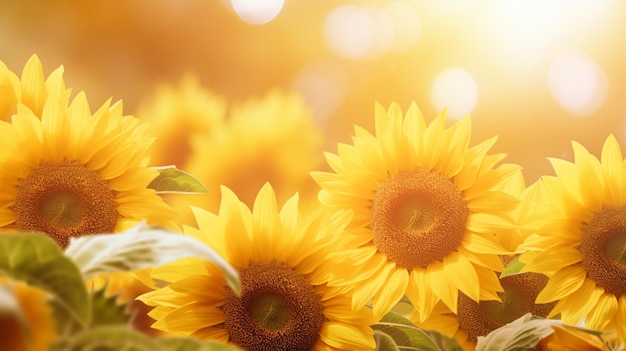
1,0 -> 625,183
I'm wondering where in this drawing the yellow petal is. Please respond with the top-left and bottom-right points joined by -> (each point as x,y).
536,265 -> 586,304
521,246 -> 582,274
552,278 -> 602,324
443,252 -> 480,302
586,292 -> 618,331
320,322 -> 376,350
427,261 -> 458,313
372,267 -> 409,317
407,268 -> 438,322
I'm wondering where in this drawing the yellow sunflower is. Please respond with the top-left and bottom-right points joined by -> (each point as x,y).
0,91 -> 178,247
0,54 -> 70,121
0,278 -> 57,351
312,102 -> 522,319
413,268 -> 554,350
518,135 -> 626,342
176,89 -> 324,220
139,183 -> 376,351
134,74 -> 227,168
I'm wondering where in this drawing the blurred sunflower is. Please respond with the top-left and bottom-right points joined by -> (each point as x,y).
0,278 -> 57,351
176,89 -> 324,221
134,74 -> 227,168
518,135 -> 626,342
140,183 -> 376,351
0,54 -> 70,121
312,102 -> 522,318
0,91 -> 178,248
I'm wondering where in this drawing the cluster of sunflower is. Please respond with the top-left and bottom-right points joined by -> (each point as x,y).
1,55 -> 625,351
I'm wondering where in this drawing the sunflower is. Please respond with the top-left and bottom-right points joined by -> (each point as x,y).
134,74 -> 227,168
139,183 -> 376,351
0,54 -> 70,121
413,266 -> 555,350
518,135 -> 626,342
311,102 -> 522,319
0,90 -> 178,248
177,89 -> 324,220
0,278 -> 58,351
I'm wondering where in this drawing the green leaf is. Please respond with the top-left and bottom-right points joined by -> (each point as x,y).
475,313 -> 556,351
0,233 -> 90,328
375,330 -> 400,350
424,330 -> 464,351
54,325 -> 160,351
373,310 -> 442,351
55,326 -> 241,351
65,222 -> 241,296
89,287 -> 132,327
148,165 -> 209,194
499,255 -> 526,278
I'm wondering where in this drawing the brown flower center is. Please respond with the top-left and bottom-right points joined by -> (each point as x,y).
371,168 -> 469,269
457,266 -> 554,344
13,159 -> 119,248
580,205 -> 626,297
222,261 -> 325,351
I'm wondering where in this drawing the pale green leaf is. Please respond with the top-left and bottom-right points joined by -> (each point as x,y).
499,255 -> 526,278
476,314 -> 556,351
424,330 -> 464,351
0,233 -> 90,328
54,325 -> 160,351
375,330 -> 400,350
373,310 -> 442,351
65,222 -> 241,296
55,326 -> 241,351
149,165 -> 209,194
89,287 -> 132,327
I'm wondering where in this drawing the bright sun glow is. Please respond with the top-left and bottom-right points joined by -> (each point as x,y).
324,5 -> 394,60
431,67 -> 479,119
488,0 -> 615,72
549,48 -> 608,116
231,0 -> 285,25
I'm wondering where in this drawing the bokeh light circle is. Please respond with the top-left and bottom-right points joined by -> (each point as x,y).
231,0 -> 285,25
431,67 -> 479,119
548,48 -> 608,116
324,5 -> 394,60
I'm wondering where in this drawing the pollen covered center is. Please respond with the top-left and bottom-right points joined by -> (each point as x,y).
249,292 -> 291,331
222,261 -> 325,351
371,168 -> 469,269
13,159 -> 119,248
580,205 -> 626,297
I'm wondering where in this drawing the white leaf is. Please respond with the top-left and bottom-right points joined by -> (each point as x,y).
64,222 -> 240,296
476,313 -> 557,351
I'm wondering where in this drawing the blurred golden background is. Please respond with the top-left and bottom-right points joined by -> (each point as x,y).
2,0 -> 625,185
